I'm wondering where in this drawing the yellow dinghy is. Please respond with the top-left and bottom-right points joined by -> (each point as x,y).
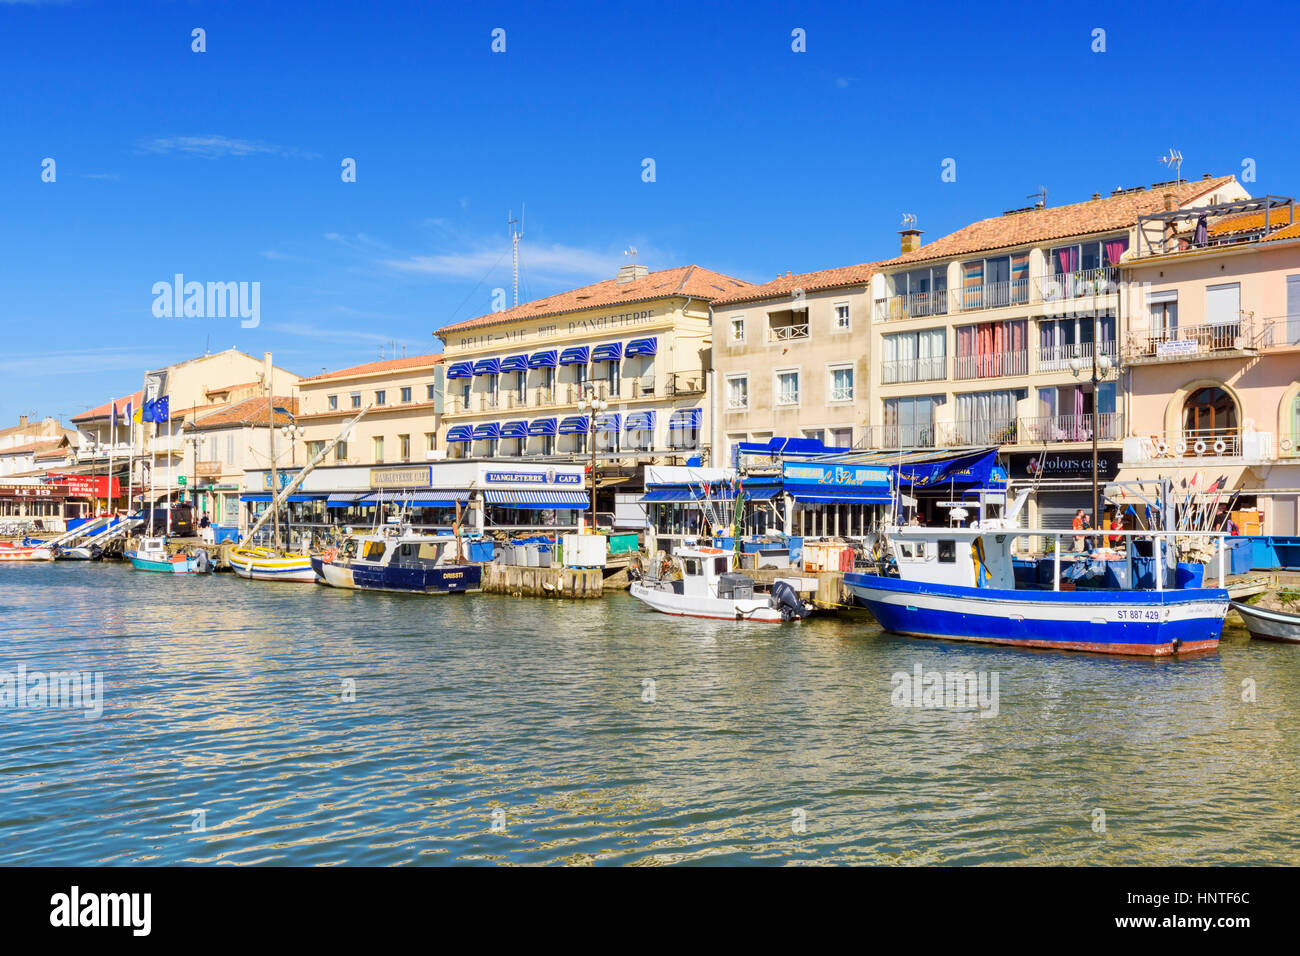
227,545 -> 318,584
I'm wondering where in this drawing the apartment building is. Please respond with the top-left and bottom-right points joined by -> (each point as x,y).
188,395 -> 300,527
866,174 -> 1247,528
709,262 -> 877,464
433,263 -> 750,504
1119,193 -> 1300,535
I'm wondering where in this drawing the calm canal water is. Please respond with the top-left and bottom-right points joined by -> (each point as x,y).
1,562 -> 1297,865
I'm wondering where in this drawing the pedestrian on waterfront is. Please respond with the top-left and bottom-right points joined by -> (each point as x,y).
1072,509 -> 1085,551
1110,512 -> 1125,549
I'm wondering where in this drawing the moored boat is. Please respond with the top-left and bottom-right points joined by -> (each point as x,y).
1231,599 -> 1300,644
228,546 -> 318,583
0,541 -> 55,562
630,545 -> 813,622
844,492 -> 1229,656
311,529 -> 481,594
126,537 -> 208,574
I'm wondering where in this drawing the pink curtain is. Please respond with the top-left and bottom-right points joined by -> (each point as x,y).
1104,239 -> 1128,267
1056,247 -> 1076,274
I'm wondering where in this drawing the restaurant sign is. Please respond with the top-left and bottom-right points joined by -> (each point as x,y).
46,474 -> 120,498
484,469 -> 583,486
262,470 -> 301,490
370,465 -> 432,489
0,485 -> 68,498
781,463 -> 891,489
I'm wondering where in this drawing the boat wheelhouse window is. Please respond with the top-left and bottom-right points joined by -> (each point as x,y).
363,541 -> 386,561
682,558 -> 701,576
342,540 -> 358,557
938,540 -> 956,563
899,542 -> 927,560
714,556 -> 728,575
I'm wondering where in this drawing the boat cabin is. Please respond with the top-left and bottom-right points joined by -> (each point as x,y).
340,532 -> 462,568
890,528 -> 1016,589
666,546 -> 753,599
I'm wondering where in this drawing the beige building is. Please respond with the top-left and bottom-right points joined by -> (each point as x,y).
709,262 -> 878,465
187,394 -> 300,527
866,174 -> 1248,529
433,263 -> 751,488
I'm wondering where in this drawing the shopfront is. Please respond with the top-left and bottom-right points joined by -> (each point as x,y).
781,460 -> 892,538
1006,450 -> 1121,530
0,483 -> 74,531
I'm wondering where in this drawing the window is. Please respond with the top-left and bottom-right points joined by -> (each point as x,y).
328,394 -> 338,411
427,384 -> 436,401
938,540 -> 956,563
961,254 -> 1028,308
574,364 -> 588,388
226,434 -> 235,464
516,371 -> 527,401
882,329 -> 946,382
1037,314 -> 1115,370
954,319 -> 1028,379
399,434 -> 410,461
1146,290 -> 1179,345
803,429 -> 825,443
350,392 -> 361,409
889,266 -> 948,318
373,436 -> 385,462
726,374 -> 749,410
731,316 -> 745,342
1206,283 -> 1241,327
884,395 -> 941,448
335,441 -> 348,461
775,370 -> 800,406
375,390 -> 386,406
683,558 -> 701,576
828,365 -> 853,402
426,432 -> 437,452
1183,387 -> 1237,436
401,386 -> 412,403
833,302 -> 851,331
954,389 -> 1023,445
541,435 -> 554,456
830,427 -> 852,448
486,375 -> 498,406
1047,237 -> 1127,290
606,360 -> 620,396
307,440 -> 325,460
461,381 -> 470,406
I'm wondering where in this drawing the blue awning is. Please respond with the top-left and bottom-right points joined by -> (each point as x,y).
499,420 -> 529,439
484,489 -> 590,508
594,413 -> 621,434
472,358 -> 501,376
240,494 -> 322,503
499,354 -> 529,373
446,425 -> 473,443
240,494 -> 272,502
528,350 -> 558,369
361,490 -> 471,506
639,488 -> 696,503
895,450 -> 1002,489
668,408 -> 702,430
446,361 -> 473,379
472,422 -> 501,440
326,493 -> 361,507
558,415 -> 589,435
558,346 -> 590,366
528,418 -> 558,436
625,337 -> 658,356
789,491 -> 893,504
591,342 -> 623,362
625,410 -> 656,431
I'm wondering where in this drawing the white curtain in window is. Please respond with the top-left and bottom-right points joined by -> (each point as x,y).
1205,283 -> 1240,326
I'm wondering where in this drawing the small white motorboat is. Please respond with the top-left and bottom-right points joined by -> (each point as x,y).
1232,599 -> 1300,644
0,541 -> 54,562
630,545 -> 813,622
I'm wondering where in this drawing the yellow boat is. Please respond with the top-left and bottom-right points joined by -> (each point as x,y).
227,545 -> 318,583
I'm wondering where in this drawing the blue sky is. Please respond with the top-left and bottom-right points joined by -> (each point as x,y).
3,0 -> 1297,425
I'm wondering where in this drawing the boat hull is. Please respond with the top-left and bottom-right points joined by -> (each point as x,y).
127,553 -> 200,574
228,548 -> 318,584
310,557 -> 481,594
629,581 -> 787,622
0,545 -> 54,562
844,573 -> 1227,656
1232,601 -> 1300,643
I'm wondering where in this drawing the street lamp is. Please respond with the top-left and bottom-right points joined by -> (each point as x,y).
280,423 -> 306,465
1069,304 -> 1115,536
577,386 -> 608,534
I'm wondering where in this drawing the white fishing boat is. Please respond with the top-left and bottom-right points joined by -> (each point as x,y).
630,545 -> 813,622
0,541 -> 55,562
1231,600 -> 1300,644
126,537 -> 210,574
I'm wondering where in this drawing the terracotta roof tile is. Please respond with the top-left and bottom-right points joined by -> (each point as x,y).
880,177 -> 1237,269
71,390 -> 143,423
1261,220 -> 1300,242
0,440 -> 65,457
300,353 -> 444,383
192,396 -> 299,428
711,261 -> 881,306
436,265 -> 752,336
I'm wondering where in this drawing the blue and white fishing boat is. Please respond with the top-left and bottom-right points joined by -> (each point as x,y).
126,537 -> 209,574
844,491 -> 1230,656
311,528 -> 481,594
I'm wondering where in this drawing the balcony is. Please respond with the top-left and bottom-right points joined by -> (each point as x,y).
768,321 -> 810,343
1123,428 -> 1275,463
952,419 -> 1018,446
954,350 -> 1028,380
856,424 -> 938,450
1036,340 -> 1117,373
1123,320 -> 1259,364
874,289 -> 950,322
958,278 -> 1030,312
665,372 -> 705,396
1035,267 -> 1118,302
1018,413 -> 1122,444
880,356 -> 947,384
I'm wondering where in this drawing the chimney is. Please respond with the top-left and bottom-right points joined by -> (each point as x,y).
899,228 -> 923,255
18,415 -> 28,428
615,263 -> 649,284
1162,192 -> 1178,211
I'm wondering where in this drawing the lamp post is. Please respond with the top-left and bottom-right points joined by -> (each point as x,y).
577,386 -> 608,533
280,423 -> 306,466
1069,296 -> 1114,538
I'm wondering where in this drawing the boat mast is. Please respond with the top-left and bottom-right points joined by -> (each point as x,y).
265,352 -> 280,552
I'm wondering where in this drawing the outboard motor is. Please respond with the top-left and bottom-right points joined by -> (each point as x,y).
193,548 -> 213,574
769,580 -> 811,621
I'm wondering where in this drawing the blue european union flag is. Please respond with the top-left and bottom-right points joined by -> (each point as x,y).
154,396 -> 170,422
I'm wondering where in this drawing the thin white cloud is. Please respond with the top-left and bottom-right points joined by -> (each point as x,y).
384,242 -> 624,284
139,135 -> 317,160
272,321 -> 410,347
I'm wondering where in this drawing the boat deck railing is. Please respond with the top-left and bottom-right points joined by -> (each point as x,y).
1034,528 -> 1229,592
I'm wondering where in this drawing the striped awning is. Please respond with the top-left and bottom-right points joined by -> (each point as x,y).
446,425 -> 473,442
625,336 -> 658,356
499,354 -> 529,373
472,358 -> 501,376
499,420 -> 529,439
594,413 -> 621,434
483,489 -> 590,508
528,418 -> 558,436
326,493 -> 361,507
446,361 -> 474,379
472,422 -> 501,440
558,346 -> 590,365
361,490 -> 471,505
240,494 -> 322,503
625,410 -> 656,431
591,342 -> 623,362
528,350 -> 558,369
558,415 -> 589,434
668,408 -> 702,430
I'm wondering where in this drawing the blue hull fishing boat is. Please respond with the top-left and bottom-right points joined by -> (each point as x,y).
845,491 -> 1229,657
311,529 -> 481,594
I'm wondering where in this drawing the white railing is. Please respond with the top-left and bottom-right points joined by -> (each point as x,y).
1019,412 -> 1122,444
958,278 -> 1030,311
1125,320 -> 1249,360
880,355 -> 947,384
954,350 -> 1029,380
768,322 -> 810,342
1035,340 -> 1117,372
874,289 -> 951,322
1035,267 -> 1118,301
1124,428 -> 1268,461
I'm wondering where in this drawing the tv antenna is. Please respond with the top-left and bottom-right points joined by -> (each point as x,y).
1161,149 -> 1184,184
508,206 -> 524,307
624,246 -> 638,259
1027,186 -> 1047,207
900,214 -> 916,228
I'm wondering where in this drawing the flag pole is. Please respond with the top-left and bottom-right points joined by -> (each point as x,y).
107,401 -> 116,516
